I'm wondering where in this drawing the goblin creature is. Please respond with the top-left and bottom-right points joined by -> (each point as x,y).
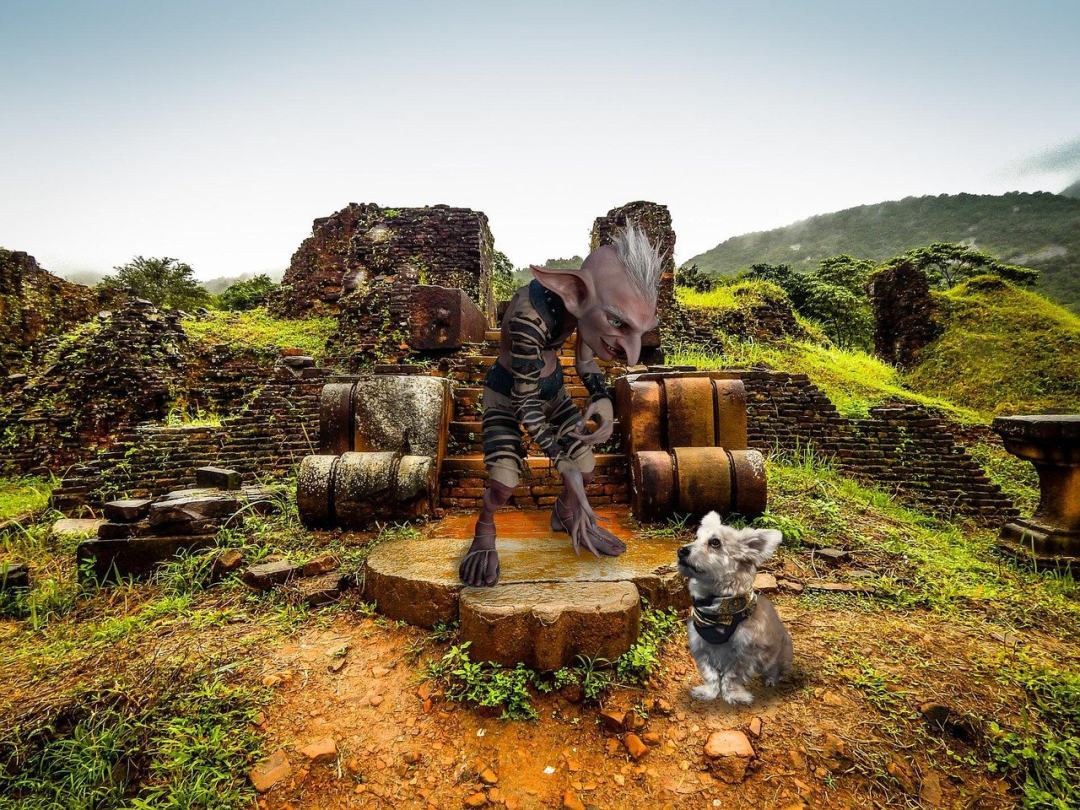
458,221 -> 665,587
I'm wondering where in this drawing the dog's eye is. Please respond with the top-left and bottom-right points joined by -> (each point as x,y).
708,537 -> 721,549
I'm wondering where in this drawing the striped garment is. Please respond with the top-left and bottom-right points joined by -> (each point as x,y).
480,280 -> 610,487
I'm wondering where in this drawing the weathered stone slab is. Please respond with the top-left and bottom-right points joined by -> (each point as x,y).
0,562 -> 29,591
195,466 -> 242,491
407,285 -> 487,351
98,520 -> 151,540
296,573 -> 345,606
353,375 -> 452,459
242,560 -> 301,590
363,509 -> 688,628
103,498 -> 152,522
76,535 -> 217,583
460,581 -> 641,670
53,518 -> 105,538
148,494 -> 242,527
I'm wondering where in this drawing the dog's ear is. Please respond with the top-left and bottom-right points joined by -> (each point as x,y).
698,510 -> 723,536
731,528 -> 782,565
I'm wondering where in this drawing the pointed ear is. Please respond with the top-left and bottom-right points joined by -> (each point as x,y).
529,265 -> 594,317
698,510 -> 724,537
733,527 -> 782,565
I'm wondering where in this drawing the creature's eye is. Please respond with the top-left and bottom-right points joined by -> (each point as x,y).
606,314 -> 624,328
708,537 -> 722,549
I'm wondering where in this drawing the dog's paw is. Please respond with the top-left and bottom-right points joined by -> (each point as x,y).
721,687 -> 754,706
690,684 -> 719,701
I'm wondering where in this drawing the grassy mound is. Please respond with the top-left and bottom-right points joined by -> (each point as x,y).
906,276 -> 1080,416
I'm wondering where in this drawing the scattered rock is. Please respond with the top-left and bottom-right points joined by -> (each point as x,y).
479,768 -> 498,785
369,694 -> 384,707
561,789 -> 586,810
464,792 -> 487,807
623,733 -> 649,761
303,551 -> 341,577
652,697 -> 674,715
887,758 -> 917,794
103,498 -> 152,522
52,518 -> 104,538
813,547 -> 849,565
403,749 -> 422,765
297,572 -> 344,606
919,701 -> 951,727
622,711 -> 646,733
300,736 -> 337,763
748,717 -> 763,738
920,771 -> 944,806
788,749 -> 807,770
599,709 -> 626,733
704,730 -> 754,784
242,560 -> 301,590
250,749 -> 291,792
213,548 -> 244,575
778,578 -> 805,594
0,562 -> 29,591
641,731 -> 661,746
821,732 -> 847,761
821,690 -> 849,707
195,465 -> 242,490
753,572 -> 778,592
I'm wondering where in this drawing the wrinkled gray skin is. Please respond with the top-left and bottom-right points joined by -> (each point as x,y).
676,512 -> 793,705
459,245 -> 659,587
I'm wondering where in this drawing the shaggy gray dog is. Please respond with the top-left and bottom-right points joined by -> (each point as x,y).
676,511 -> 793,705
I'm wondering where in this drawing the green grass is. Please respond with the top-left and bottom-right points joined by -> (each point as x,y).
666,339 -> 980,420
181,307 -> 336,361
674,278 -> 787,312
906,276 -> 1080,416
0,476 -> 56,521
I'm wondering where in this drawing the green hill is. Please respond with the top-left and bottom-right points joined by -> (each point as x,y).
685,191 -> 1080,312
1062,178 -> 1080,199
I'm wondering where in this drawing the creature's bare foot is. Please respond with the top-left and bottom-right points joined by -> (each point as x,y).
552,499 -> 626,557
459,519 -> 500,587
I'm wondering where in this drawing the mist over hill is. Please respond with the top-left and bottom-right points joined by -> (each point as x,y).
685,191 -> 1080,312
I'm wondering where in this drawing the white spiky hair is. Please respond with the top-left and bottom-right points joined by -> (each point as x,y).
610,220 -> 665,305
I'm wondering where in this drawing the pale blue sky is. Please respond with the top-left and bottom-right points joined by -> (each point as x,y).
2,0 -> 1078,280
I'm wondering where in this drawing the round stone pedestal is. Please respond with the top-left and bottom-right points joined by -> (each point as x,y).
362,508 -> 687,669
992,415 -> 1080,569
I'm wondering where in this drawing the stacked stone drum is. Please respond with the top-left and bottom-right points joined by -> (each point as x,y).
614,372 -> 767,521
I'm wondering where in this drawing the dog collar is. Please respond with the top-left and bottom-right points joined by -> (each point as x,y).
691,591 -> 757,645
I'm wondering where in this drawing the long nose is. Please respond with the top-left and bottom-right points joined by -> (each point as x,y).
677,545 -> 691,560
618,332 -> 642,366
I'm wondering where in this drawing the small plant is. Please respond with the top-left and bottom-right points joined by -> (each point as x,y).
427,643 -> 538,720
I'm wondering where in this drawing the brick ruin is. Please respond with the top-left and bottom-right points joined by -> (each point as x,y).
0,200 -> 1018,531
273,203 -> 496,321
867,260 -> 944,368
0,249 -> 104,376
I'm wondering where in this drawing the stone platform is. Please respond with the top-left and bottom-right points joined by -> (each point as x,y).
362,508 -> 688,668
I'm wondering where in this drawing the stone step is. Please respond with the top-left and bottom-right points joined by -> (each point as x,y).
362,508 -> 687,637
460,581 -> 641,670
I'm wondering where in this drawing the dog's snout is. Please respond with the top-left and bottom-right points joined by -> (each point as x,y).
677,545 -> 691,560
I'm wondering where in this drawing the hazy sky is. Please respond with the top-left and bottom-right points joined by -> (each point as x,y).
2,0 -> 1079,281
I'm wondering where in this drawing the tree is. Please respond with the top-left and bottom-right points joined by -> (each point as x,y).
745,263 -> 812,309
676,263 -> 716,292
885,242 -> 1039,289
218,274 -> 277,311
99,256 -> 211,311
815,254 -> 875,294
491,249 -> 519,302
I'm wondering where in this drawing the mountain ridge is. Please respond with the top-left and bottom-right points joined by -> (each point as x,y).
685,191 -> 1080,312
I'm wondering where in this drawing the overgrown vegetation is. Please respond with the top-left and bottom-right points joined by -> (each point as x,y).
217,274 -> 278,311
98,256 -> 211,311
181,308 -> 336,361
426,605 -> 682,720
0,475 -> 55,521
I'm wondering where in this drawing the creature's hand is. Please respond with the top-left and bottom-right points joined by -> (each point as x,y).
556,466 -> 625,557
570,398 -> 614,447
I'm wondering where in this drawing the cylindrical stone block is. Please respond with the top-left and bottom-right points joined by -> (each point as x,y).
297,454 -> 339,527
730,449 -> 767,518
632,450 -> 675,521
319,382 -> 356,454
713,379 -> 748,450
673,446 -> 733,515
664,377 -> 715,448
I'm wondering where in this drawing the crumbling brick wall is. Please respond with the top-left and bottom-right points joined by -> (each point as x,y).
867,261 -> 943,368
273,203 -> 495,322
0,249 -> 102,375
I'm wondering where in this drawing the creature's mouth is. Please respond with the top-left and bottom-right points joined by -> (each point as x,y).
600,338 -> 621,359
